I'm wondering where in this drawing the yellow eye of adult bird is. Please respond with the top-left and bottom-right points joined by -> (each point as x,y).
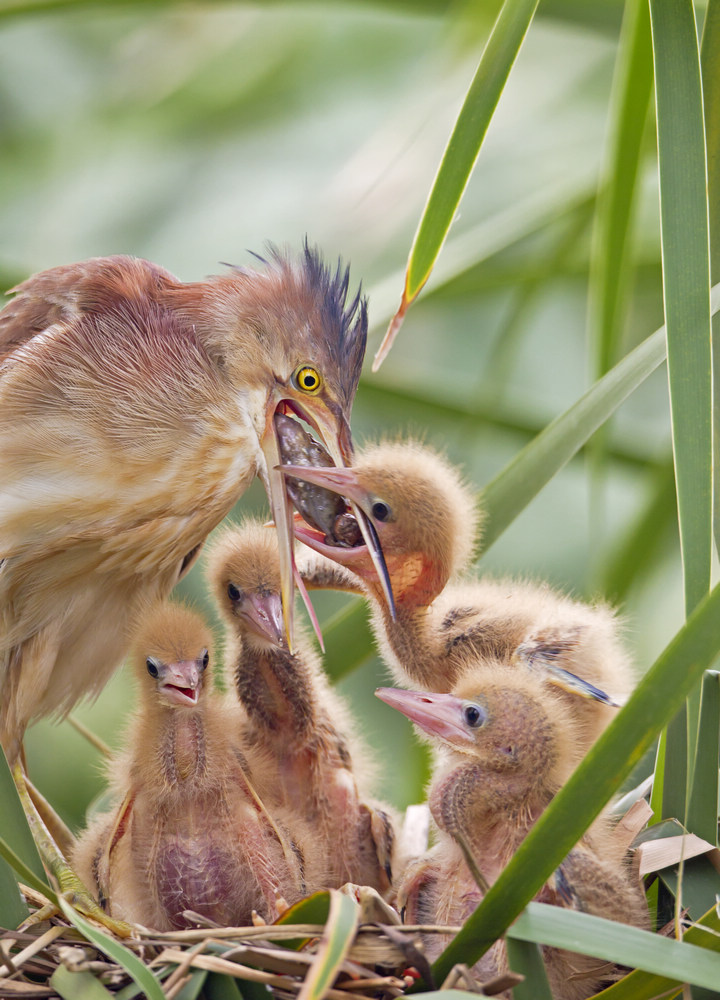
293,364 -> 323,394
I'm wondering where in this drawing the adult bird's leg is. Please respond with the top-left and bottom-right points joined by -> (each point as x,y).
12,762 -> 131,937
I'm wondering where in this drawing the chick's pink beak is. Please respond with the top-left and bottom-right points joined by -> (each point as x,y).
375,687 -> 482,747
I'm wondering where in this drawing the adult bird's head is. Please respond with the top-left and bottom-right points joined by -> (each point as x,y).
175,242 -> 369,646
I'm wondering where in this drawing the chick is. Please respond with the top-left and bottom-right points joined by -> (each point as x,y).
377,665 -> 648,1000
205,521 -> 396,896
73,601 -> 303,930
287,441 -> 631,747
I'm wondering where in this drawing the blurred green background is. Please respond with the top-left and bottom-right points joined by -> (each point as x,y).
1,0 -> 678,830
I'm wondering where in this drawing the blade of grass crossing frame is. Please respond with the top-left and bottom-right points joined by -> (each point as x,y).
373,0 -> 540,370
430,578 -> 720,983
588,0 -> 653,378
649,0 -> 712,828
505,936 -> 552,1000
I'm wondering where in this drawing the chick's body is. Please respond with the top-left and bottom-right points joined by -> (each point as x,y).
0,249 -> 367,758
73,602 -> 303,930
380,666 -> 648,999
206,521 -> 395,895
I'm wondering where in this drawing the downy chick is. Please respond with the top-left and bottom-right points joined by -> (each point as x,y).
286,441 -> 631,747
73,600 -> 303,930
205,521 -> 396,896
378,665 -> 648,1000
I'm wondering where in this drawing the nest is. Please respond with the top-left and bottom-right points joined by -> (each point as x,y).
0,886 -> 522,1000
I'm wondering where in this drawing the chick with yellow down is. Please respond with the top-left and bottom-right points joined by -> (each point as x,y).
377,664 -> 648,1000
288,441 -> 632,748
73,601 -> 303,930
206,520 -> 396,896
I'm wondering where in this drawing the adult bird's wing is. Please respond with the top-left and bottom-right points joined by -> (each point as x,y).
0,256 -> 179,363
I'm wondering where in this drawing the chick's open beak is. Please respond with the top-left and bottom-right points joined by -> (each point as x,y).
276,463 -> 396,620
260,394 -> 355,650
157,660 -> 202,707
375,687 -> 481,748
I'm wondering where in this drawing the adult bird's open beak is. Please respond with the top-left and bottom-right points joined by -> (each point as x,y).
276,463 -> 396,620
260,395 -> 355,650
375,687 -> 482,748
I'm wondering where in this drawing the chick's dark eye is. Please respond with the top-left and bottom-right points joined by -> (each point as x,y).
146,657 -> 159,678
227,582 -> 241,602
463,703 -> 485,728
371,500 -> 391,522
201,649 -> 209,670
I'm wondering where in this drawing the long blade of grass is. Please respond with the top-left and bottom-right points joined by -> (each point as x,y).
431,577 -> 720,982
507,902 -> 720,991
588,0 -> 653,378
649,0 -> 712,832
372,0 -> 540,370
594,903 -> 720,999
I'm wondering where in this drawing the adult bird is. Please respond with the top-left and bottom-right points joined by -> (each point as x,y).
284,441 -> 631,745
73,601 -> 304,930
0,244 -> 384,763
377,666 -> 648,999
205,520 -> 396,896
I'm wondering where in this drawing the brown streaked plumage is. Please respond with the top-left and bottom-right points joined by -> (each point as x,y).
73,601 -> 303,930
378,666 -> 648,1000
205,520 -> 396,896
0,245 -> 373,760
288,441 -> 632,746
